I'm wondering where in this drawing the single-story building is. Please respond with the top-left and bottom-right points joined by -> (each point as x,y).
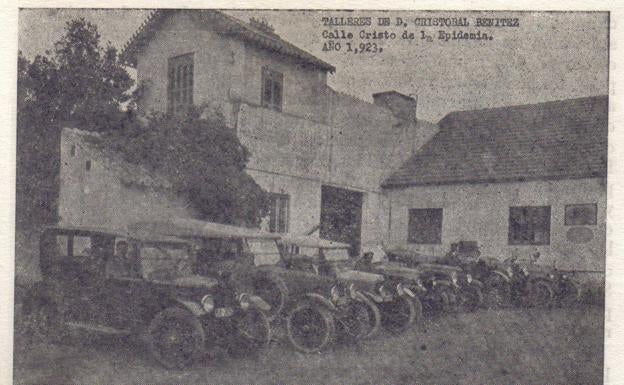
382,95 -> 607,282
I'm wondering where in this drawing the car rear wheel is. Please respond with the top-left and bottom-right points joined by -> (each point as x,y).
286,303 -> 335,354
559,281 -> 582,307
21,297 -> 64,344
529,280 -> 555,308
253,276 -> 287,320
147,307 -> 206,369
460,284 -> 484,312
335,300 -> 371,342
228,307 -> 271,357
379,296 -> 416,334
483,275 -> 511,309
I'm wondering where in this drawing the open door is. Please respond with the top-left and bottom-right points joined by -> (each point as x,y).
320,185 -> 363,256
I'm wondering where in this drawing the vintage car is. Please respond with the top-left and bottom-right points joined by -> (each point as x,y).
280,235 -> 419,335
502,254 -> 556,308
371,247 -> 468,312
21,226 -> 272,369
131,219 -> 373,354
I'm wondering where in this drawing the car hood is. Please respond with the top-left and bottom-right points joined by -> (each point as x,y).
371,262 -> 422,281
165,275 -> 220,289
336,269 -> 384,283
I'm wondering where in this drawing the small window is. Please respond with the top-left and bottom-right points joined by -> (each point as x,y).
565,204 -> 597,226
509,206 -> 551,245
55,235 -> 69,257
269,193 -> 289,233
408,208 -> 443,244
261,67 -> 283,111
167,53 -> 194,115
72,235 -> 93,257
85,160 -> 91,171
70,145 -> 76,157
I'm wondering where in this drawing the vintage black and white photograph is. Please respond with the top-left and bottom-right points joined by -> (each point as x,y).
14,8 -> 608,384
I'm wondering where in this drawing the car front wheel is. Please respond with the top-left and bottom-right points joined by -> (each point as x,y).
379,296 -> 416,334
228,307 -> 271,356
286,303 -> 335,354
147,307 -> 206,369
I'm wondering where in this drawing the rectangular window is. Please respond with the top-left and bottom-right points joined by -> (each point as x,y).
565,203 -> 597,226
261,67 -> 283,111
408,208 -> 443,244
509,206 -> 551,245
72,235 -> 93,257
269,193 -> 289,233
167,53 -> 194,115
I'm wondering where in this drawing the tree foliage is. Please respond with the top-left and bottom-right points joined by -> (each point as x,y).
99,107 -> 270,226
18,18 -> 270,229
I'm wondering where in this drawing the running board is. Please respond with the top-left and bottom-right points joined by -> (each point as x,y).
65,321 -> 131,335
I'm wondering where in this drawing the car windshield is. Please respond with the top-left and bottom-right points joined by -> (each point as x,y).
323,248 -> 350,261
140,242 -> 194,281
248,239 -> 281,266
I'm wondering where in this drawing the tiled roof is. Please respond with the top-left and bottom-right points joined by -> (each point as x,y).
382,95 -> 608,188
120,10 -> 335,72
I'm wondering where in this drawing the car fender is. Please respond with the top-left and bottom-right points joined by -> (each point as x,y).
433,279 -> 453,289
469,278 -> 484,288
301,292 -> 337,312
171,298 -> 206,317
488,270 -> 511,283
360,290 -> 385,304
247,294 -> 272,312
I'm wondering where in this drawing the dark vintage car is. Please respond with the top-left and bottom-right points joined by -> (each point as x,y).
363,247 -> 465,313
280,235 -> 420,335
131,219 -> 373,354
21,226 -> 271,369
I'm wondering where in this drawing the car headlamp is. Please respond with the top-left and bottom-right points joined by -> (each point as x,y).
201,294 -> 215,313
331,285 -> 343,302
451,272 -> 458,285
506,267 -> 514,277
238,293 -> 251,310
467,274 -> 473,284
562,274 -> 567,279
548,273 -> 555,279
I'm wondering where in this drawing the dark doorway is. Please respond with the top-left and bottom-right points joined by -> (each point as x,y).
320,185 -> 363,255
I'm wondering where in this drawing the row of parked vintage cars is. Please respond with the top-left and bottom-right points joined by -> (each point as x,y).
21,218 -> 586,369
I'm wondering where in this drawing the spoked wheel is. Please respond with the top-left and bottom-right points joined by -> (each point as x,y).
484,276 -> 511,309
253,277 -> 287,320
147,307 -> 206,369
335,300 -> 372,342
379,296 -> 416,334
286,303 -> 335,354
228,308 -> 271,357
358,295 -> 382,339
559,281 -> 582,307
529,280 -> 555,308
459,284 -> 484,312
21,298 -> 63,344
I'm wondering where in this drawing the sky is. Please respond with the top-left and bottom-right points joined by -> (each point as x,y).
18,9 -> 609,122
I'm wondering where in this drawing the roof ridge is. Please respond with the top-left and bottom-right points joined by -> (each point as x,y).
439,94 -> 608,124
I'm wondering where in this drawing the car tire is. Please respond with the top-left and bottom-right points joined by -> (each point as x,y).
358,294 -> 382,339
253,275 -> 288,320
147,307 -> 206,369
529,280 -> 555,308
483,275 -> 511,309
379,296 -> 416,334
334,299 -> 372,342
228,307 -> 272,357
286,303 -> 335,354
460,284 -> 484,312
21,295 -> 64,344
559,281 -> 582,307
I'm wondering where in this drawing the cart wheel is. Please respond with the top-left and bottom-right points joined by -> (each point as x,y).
147,307 -> 206,369
379,296 -> 416,334
286,303 -> 335,354
359,295 -> 382,339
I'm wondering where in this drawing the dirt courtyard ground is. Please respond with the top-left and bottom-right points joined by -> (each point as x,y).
13,306 -> 603,385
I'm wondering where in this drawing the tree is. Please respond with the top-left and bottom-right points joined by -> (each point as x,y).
18,18 -> 270,229
98,107 -> 270,227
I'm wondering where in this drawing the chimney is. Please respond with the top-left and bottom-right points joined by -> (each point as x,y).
372,91 -> 417,122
